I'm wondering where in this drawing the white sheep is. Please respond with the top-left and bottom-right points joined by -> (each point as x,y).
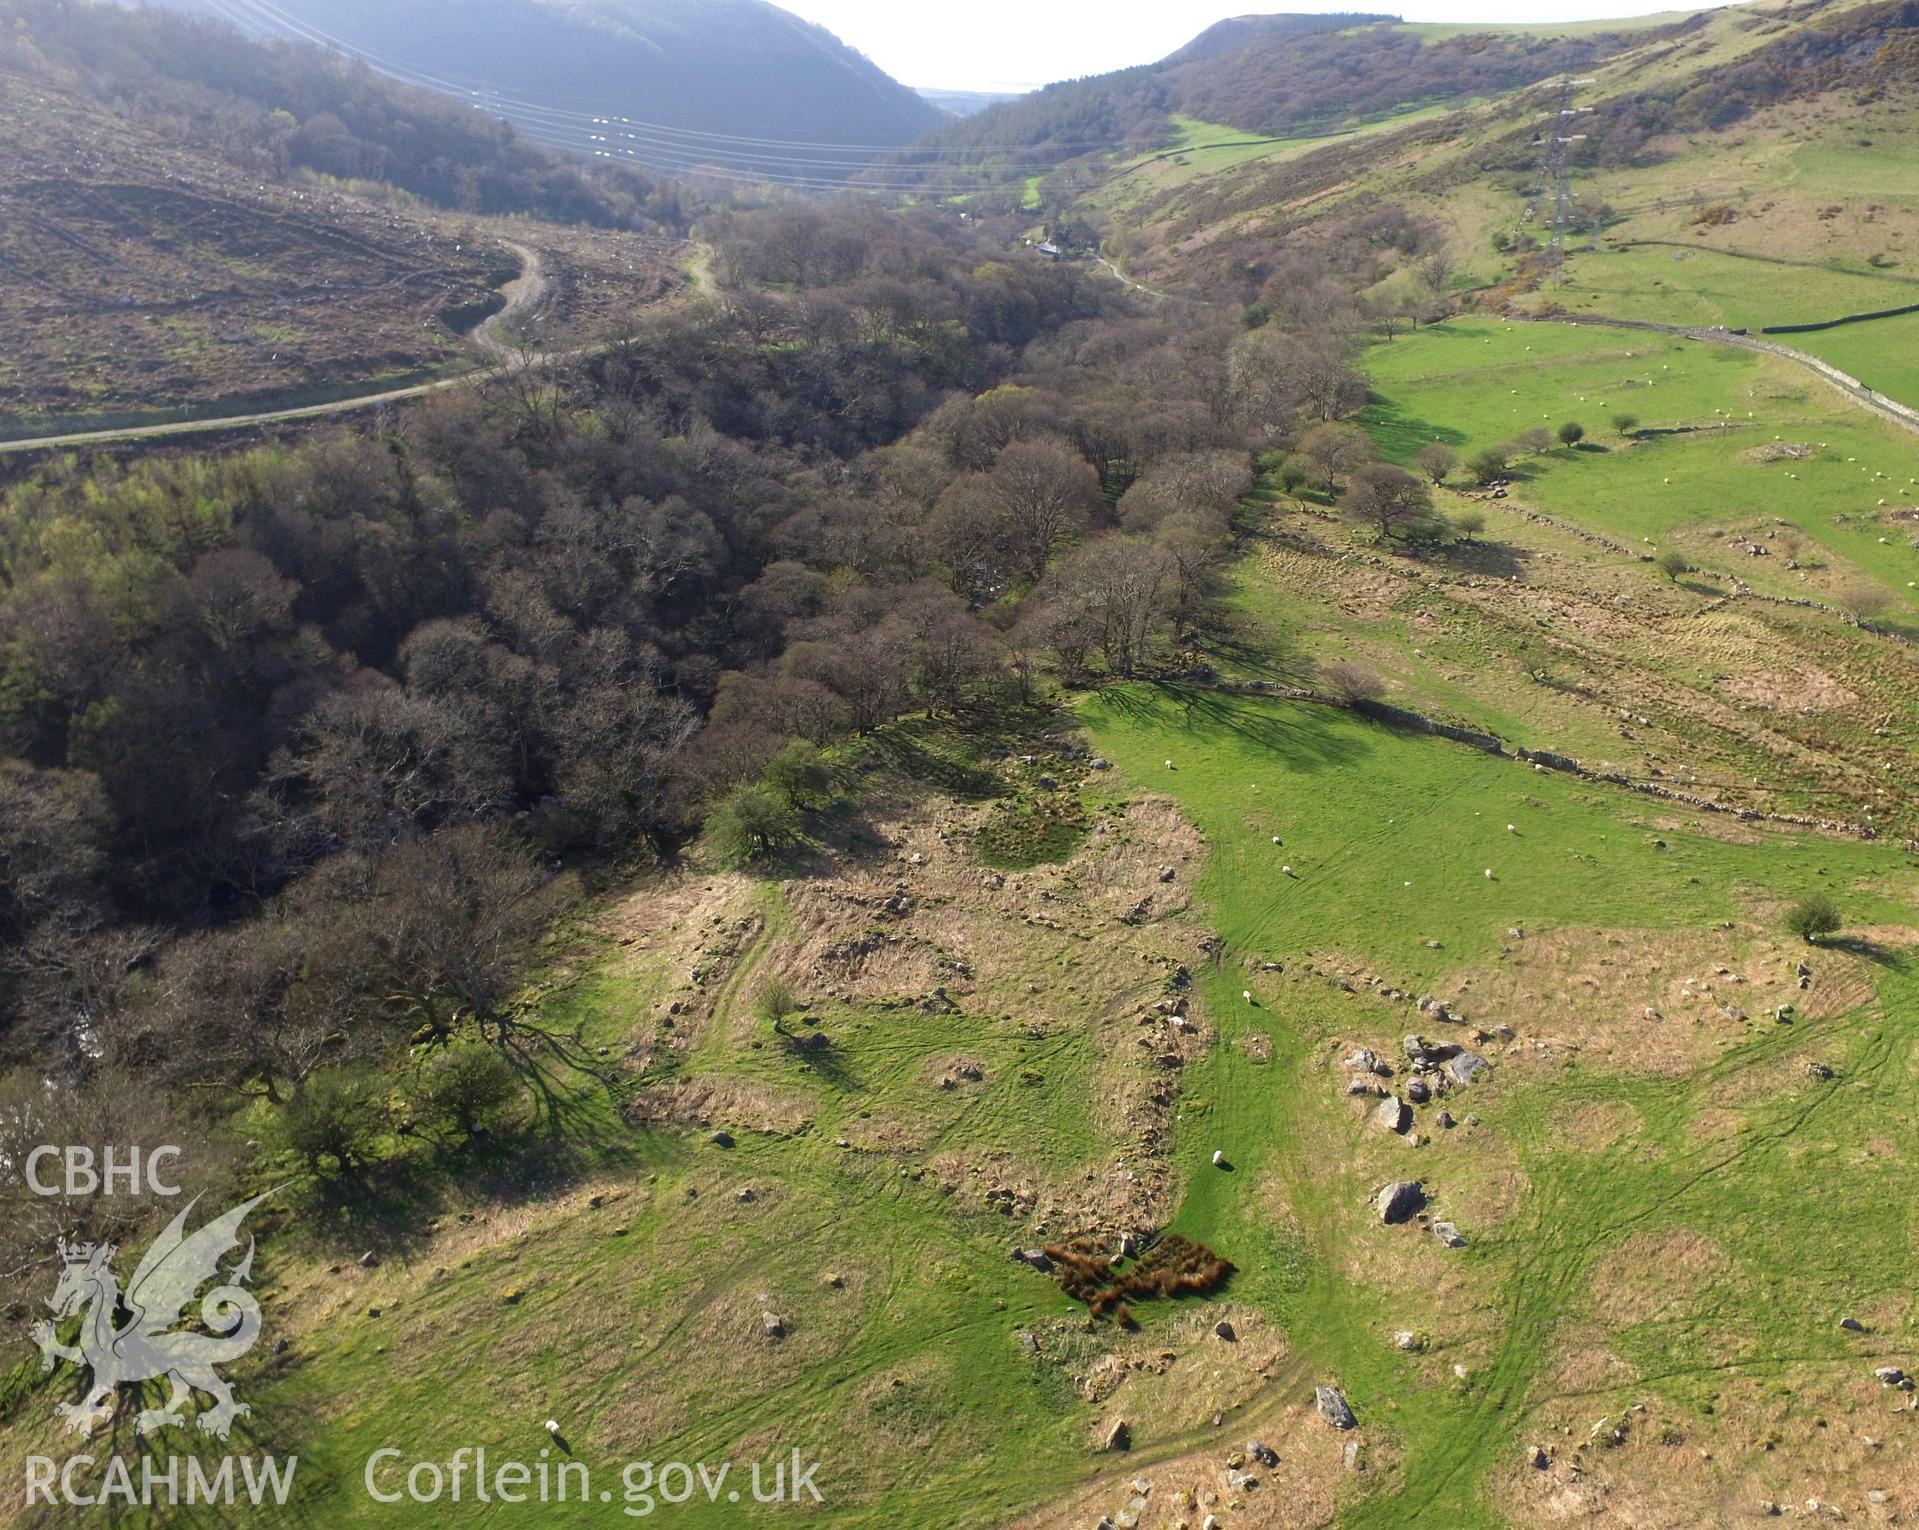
1242,990 -> 1253,1003
1484,868 -> 1495,879
1211,1150 -> 1226,1167
1282,865 -> 1294,877
544,1420 -> 562,1436
1507,823 -> 1517,833
1165,759 -> 1175,770
1272,835 -> 1282,844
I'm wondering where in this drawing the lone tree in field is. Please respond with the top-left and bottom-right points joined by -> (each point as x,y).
1320,660 -> 1385,705
1655,548 -> 1690,583
1610,411 -> 1639,437
1556,421 -> 1586,448
1339,463 -> 1444,547
1837,581 -> 1892,627
1783,893 -> 1842,944
708,781 -> 798,867
418,1043 -> 519,1138
1412,443 -> 1457,485
1298,421 -> 1375,494
1467,443 -> 1513,485
755,974 -> 799,1036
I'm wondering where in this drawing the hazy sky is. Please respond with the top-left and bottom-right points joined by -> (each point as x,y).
775,0 -> 1722,92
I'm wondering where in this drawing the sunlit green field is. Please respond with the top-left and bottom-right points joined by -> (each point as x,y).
1358,318 -> 1919,614
1081,682 -> 1919,1526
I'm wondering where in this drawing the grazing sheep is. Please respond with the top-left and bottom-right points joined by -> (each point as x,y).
544,1420 -> 561,1436
1506,824 -> 1517,833
1484,868 -> 1495,879
1211,1150 -> 1226,1167
1242,990 -> 1253,1003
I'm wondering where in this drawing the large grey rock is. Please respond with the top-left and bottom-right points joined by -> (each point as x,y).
1315,1385 -> 1357,1430
1373,1095 -> 1411,1133
1447,1051 -> 1491,1085
1376,1181 -> 1425,1223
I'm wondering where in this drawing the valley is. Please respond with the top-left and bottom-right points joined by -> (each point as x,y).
1,1 -> 1916,1527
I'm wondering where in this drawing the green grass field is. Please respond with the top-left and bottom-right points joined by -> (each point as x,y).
1080,683 -> 1918,1525
1358,318 -> 1919,616
1554,246 -> 1919,332
1536,247 -> 1919,411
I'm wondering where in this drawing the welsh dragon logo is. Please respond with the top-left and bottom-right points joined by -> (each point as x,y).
29,1191 -> 273,1441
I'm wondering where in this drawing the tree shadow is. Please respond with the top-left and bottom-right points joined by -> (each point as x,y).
776,1028 -> 860,1092
1439,538 -> 1534,580
1191,605 -> 1311,685
1095,684 -> 1370,776
859,724 -> 999,799
1826,936 -> 1907,971
1360,394 -> 1469,461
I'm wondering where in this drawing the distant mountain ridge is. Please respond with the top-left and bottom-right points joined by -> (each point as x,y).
154,0 -> 944,173
883,11 -> 1642,186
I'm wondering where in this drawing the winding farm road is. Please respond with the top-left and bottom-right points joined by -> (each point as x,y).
0,235 -> 708,457
1528,312 -> 1919,438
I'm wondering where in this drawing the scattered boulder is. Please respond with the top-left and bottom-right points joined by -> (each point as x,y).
1373,1095 -> 1411,1134
1446,1052 -> 1491,1085
1433,1221 -> 1468,1249
1394,1331 -> 1423,1352
762,1313 -> 785,1339
1315,1384 -> 1357,1430
1376,1181 -> 1425,1223
710,1129 -> 735,1148
1874,1366 -> 1907,1387
1406,1077 -> 1431,1105
1343,1048 -> 1380,1074
1248,1438 -> 1278,1467
1104,1419 -> 1132,1452
1841,1316 -> 1865,1332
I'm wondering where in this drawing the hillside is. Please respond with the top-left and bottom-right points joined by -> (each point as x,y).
0,0 -> 686,428
156,0 -> 946,176
4,2 -> 1919,1527
877,12 -> 1653,195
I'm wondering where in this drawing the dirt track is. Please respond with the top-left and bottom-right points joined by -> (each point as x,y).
0,236 -> 686,456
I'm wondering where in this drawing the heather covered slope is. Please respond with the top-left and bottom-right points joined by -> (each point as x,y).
0,0 -> 685,426
157,0 -> 944,162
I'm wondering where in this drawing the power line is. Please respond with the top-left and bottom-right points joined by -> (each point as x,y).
206,0 -> 1087,169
